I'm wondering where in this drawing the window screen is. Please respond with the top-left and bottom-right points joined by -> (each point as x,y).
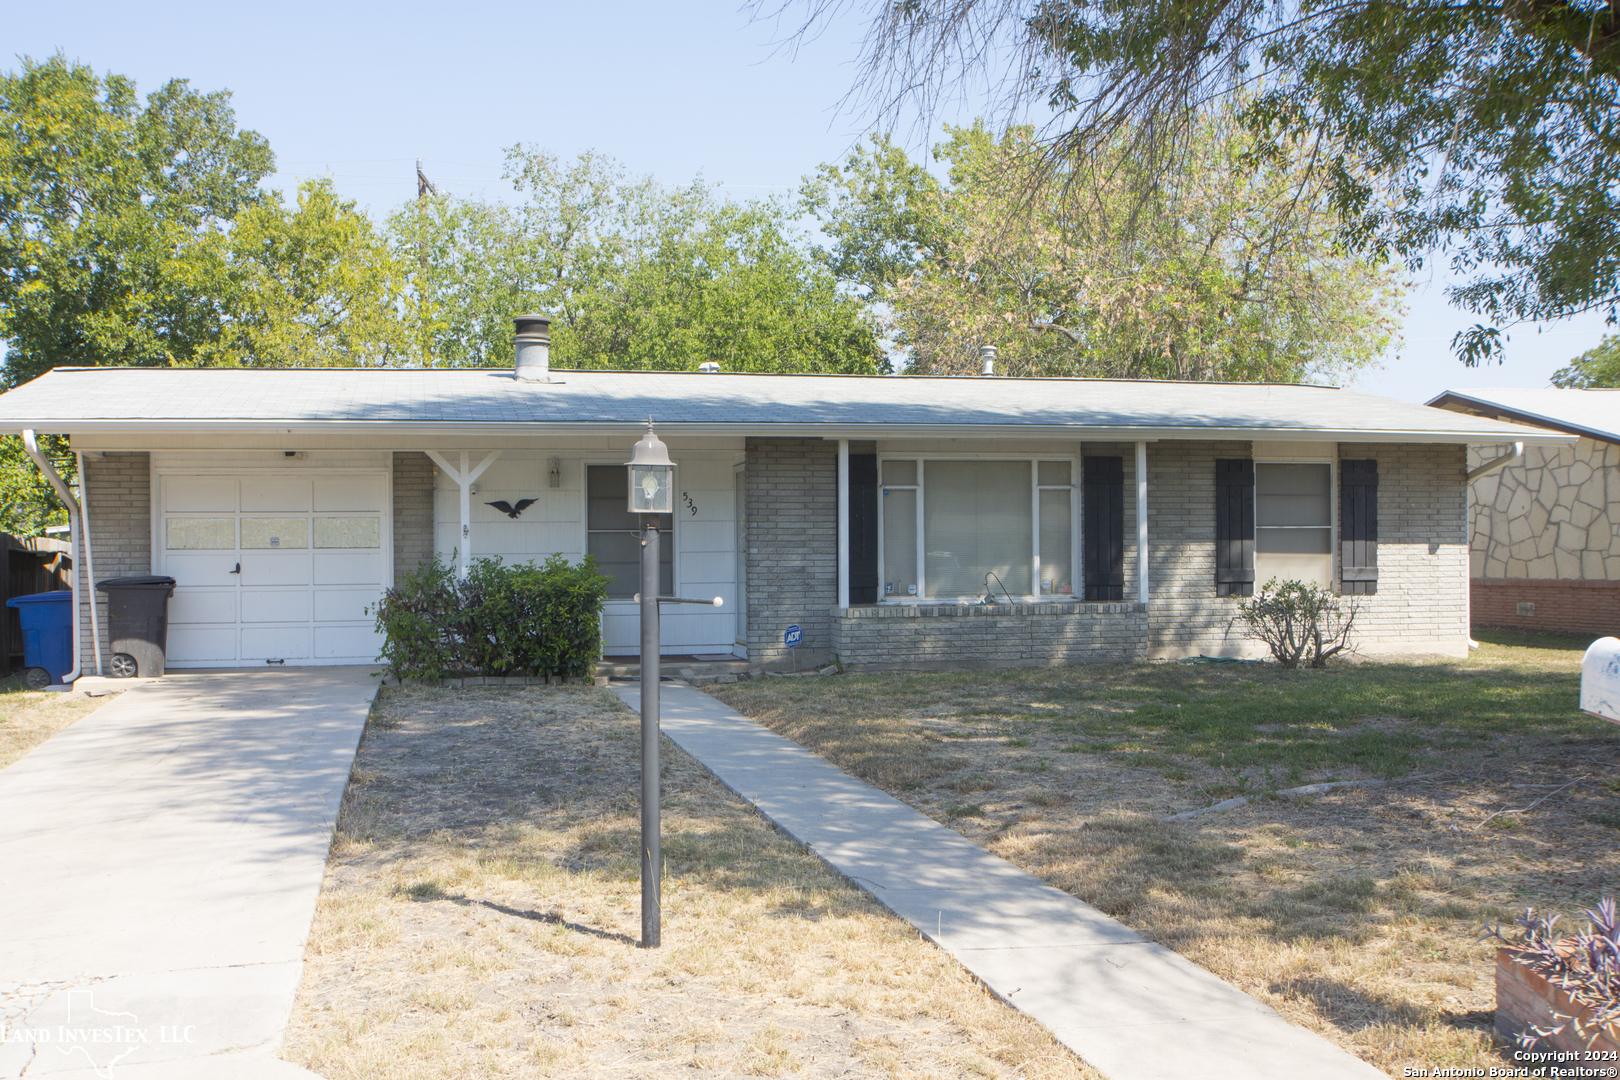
587,465 -> 671,599
1256,463 -> 1331,587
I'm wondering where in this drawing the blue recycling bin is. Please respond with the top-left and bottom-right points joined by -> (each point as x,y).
6,590 -> 73,689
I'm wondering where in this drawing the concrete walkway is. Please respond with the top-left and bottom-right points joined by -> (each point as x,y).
0,669 -> 380,1079
617,680 -> 1385,1080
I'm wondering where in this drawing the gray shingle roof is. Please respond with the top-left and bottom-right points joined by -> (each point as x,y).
0,366 -> 1571,443
1427,387 -> 1620,445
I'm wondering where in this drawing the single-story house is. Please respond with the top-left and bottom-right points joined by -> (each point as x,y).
1428,388 -> 1620,637
0,325 -> 1569,676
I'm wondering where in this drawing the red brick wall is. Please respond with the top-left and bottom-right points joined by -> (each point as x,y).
1473,578 -> 1620,638
1496,946 -> 1620,1055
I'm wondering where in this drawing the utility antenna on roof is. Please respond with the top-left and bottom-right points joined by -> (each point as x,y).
416,159 -> 440,200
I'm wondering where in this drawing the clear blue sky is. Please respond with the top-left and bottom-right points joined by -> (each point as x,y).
8,0 -> 1611,402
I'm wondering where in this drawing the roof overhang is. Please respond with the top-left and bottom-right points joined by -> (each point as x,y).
0,417 -> 1578,444
1427,390 -> 1618,446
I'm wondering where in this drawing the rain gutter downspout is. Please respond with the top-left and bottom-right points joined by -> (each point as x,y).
1463,441 -> 1524,648
75,450 -> 103,676
21,430 -> 83,685
1467,441 -> 1524,483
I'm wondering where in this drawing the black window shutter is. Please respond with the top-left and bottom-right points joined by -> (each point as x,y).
1214,459 -> 1255,597
1083,457 -> 1125,601
1340,459 -> 1378,595
848,454 -> 879,604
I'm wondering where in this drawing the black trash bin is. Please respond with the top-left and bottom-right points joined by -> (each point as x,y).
95,576 -> 177,678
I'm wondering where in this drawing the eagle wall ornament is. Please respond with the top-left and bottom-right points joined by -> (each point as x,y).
486,498 -> 538,519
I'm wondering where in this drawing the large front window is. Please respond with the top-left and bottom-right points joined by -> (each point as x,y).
880,458 -> 1075,601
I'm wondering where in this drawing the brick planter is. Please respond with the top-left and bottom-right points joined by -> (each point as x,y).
1496,946 -> 1620,1055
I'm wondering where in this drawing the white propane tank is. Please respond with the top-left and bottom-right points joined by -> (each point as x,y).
1581,636 -> 1620,724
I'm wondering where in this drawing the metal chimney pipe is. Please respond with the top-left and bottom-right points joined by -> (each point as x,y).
980,345 -> 998,376
514,314 -> 552,382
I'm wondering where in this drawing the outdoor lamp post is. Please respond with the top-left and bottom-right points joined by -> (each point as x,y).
627,420 -> 723,948
629,420 -> 675,949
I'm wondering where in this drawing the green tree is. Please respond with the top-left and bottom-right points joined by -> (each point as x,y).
0,55 -> 273,386
805,119 -> 1400,380
203,178 -> 416,367
767,0 -> 1620,366
392,146 -> 883,373
1552,336 -> 1620,388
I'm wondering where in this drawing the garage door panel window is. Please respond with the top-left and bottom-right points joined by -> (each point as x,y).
167,518 -> 235,550
314,517 -> 380,548
242,517 -> 308,550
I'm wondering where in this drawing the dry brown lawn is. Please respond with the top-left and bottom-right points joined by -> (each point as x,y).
281,684 -> 1102,1080
0,677 -> 107,769
708,629 -> 1614,1079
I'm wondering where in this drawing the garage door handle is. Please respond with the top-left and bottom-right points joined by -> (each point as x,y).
230,562 -> 240,574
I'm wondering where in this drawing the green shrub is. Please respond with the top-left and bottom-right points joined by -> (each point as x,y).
371,554 -> 608,681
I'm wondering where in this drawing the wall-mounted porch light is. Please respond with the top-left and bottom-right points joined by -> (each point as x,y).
548,457 -> 562,489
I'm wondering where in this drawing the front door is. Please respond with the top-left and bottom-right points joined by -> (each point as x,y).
159,472 -> 389,666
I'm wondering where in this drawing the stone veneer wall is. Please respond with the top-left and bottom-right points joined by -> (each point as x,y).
78,452 -> 152,672
392,451 -> 435,586
1469,437 -> 1620,581
1467,437 -> 1620,636
744,437 -> 837,665
832,440 -> 1470,669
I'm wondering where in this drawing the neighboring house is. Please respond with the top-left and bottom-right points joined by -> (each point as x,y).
0,326 -> 1566,676
1428,388 -> 1620,637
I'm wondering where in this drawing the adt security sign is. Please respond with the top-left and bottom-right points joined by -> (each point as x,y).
784,625 -> 803,649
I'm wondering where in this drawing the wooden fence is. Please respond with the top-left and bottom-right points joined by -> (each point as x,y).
2,533 -> 73,672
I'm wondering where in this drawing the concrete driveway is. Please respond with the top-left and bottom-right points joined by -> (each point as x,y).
0,668 -> 380,1079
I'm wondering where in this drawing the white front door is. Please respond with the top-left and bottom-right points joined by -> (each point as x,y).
159,471 -> 390,666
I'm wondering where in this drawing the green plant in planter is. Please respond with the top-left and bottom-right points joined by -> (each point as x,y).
1233,578 -> 1358,669
371,553 -> 608,682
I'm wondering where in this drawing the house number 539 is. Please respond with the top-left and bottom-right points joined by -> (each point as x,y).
682,492 -> 698,516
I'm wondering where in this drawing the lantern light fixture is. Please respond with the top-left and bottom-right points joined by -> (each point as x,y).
626,419 -> 674,515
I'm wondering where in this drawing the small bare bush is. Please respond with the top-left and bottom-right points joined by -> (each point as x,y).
1234,578 -> 1357,668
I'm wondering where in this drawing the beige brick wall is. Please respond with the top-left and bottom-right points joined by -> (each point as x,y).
1338,442 -> 1469,654
78,452 -> 152,673
836,439 -> 1469,668
393,451 -> 435,585
745,438 -> 837,665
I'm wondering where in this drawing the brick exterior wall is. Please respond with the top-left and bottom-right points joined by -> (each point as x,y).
745,438 -> 837,665
78,452 -> 151,673
1336,442 -> 1470,654
1473,578 -> 1620,637
830,440 -> 1469,670
1495,946 -> 1620,1055
392,451 -> 435,586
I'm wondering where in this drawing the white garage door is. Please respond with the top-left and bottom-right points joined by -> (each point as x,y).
159,472 -> 390,666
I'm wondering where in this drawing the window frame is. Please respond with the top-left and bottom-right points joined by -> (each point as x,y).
876,453 -> 1080,603
1252,459 -> 1338,589
583,460 -> 677,602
